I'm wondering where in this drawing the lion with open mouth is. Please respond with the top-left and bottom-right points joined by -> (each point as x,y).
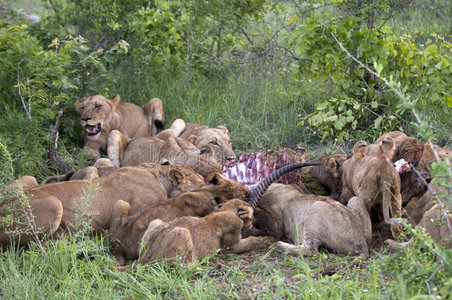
75,94 -> 165,157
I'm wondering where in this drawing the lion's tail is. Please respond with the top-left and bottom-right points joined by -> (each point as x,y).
381,176 -> 403,239
107,130 -> 130,167
41,172 -> 75,184
143,98 -> 165,135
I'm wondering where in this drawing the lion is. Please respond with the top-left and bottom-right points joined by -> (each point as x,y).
352,131 -> 410,162
107,126 -> 222,179
385,204 -> 452,248
109,173 -> 250,265
394,139 -> 452,209
74,94 -> 165,157
0,163 -> 205,247
340,151 -> 403,239
179,122 -> 236,167
251,184 -> 371,258
300,153 -> 347,199
116,199 -> 274,268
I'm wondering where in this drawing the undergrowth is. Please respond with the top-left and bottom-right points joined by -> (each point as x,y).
0,234 -> 450,299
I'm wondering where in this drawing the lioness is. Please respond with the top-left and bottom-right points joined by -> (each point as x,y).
340,152 -> 403,238
179,122 -> 235,167
109,173 -> 250,265
0,163 -> 205,247
120,199 -> 273,267
107,129 -> 222,179
75,95 -> 165,157
253,184 -> 371,258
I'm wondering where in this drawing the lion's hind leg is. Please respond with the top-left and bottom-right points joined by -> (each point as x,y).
0,195 -> 63,247
139,220 -> 195,264
274,239 -> 320,257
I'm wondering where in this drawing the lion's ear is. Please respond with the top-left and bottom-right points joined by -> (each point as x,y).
74,101 -> 82,113
109,95 -> 121,108
168,169 -> 185,185
380,136 -> 395,153
206,173 -> 224,185
327,157 -> 338,171
353,140 -> 367,153
217,125 -> 229,133
187,135 -> 199,145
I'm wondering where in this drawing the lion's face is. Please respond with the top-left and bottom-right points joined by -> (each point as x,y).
394,137 -> 422,164
189,126 -> 235,167
75,95 -> 119,140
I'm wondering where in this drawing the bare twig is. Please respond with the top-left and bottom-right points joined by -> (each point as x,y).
17,60 -> 31,119
48,107 -> 64,167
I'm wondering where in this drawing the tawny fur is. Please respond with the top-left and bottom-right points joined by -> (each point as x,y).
353,136 -> 396,160
394,138 -> 452,215
118,199 -> 273,268
0,164 -> 205,247
74,95 -> 165,157
385,204 -> 452,249
254,184 -> 371,258
1,180 -> 62,246
109,174 -> 250,265
107,128 -> 222,179
179,122 -> 236,167
340,152 -> 403,239
301,154 -> 347,198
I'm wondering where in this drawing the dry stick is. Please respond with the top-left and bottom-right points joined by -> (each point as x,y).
331,32 -> 451,265
49,108 -> 64,167
17,60 -> 31,120
15,61 -> 32,178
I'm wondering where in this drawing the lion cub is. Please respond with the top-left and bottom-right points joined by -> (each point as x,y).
118,199 -> 273,267
109,173 -> 250,265
340,151 -> 403,239
254,184 -> 371,259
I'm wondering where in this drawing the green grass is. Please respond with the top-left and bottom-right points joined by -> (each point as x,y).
1,232 -> 450,299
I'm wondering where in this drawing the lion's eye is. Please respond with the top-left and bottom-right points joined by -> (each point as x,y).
95,104 -> 102,109
211,141 -> 220,146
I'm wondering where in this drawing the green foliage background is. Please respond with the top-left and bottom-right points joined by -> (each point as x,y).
0,0 -> 450,178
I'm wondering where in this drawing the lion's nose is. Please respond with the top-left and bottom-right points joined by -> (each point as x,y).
81,117 -> 92,122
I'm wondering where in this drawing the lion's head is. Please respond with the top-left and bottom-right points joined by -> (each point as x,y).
187,126 -> 235,167
74,95 -> 120,140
